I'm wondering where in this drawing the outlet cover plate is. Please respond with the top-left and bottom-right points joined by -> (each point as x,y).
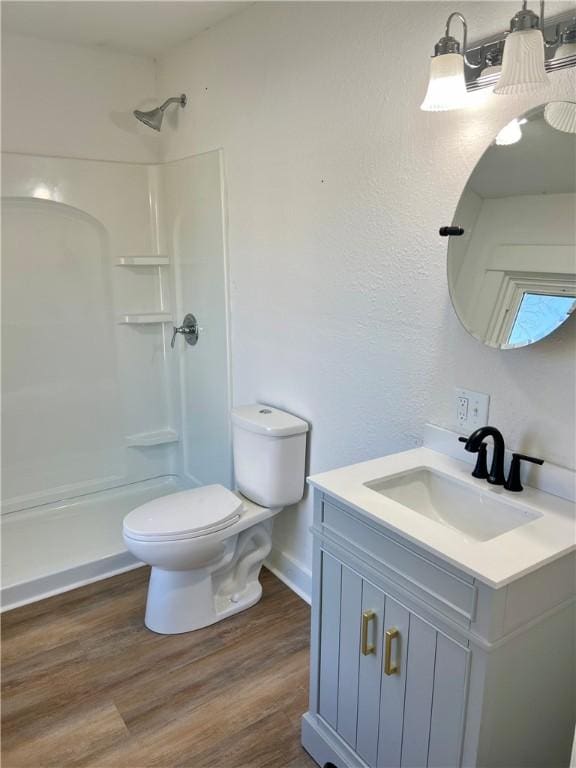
455,388 -> 490,431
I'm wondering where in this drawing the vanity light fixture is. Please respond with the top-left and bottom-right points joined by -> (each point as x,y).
480,50 -> 503,81
471,48 -> 504,92
420,12 -> 477,111
423,3 -> 576,102
553,18 -> 576,59
493,2 -> 549,94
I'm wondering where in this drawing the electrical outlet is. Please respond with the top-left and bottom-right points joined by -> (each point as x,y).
455,388 -> 490,431
456,396 -> 469,424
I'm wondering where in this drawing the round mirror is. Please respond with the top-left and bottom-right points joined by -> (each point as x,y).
447,101 -> 576,349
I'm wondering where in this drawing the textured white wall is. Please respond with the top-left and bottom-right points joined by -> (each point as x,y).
157,1 -> 576,577
1,34 -> 159,162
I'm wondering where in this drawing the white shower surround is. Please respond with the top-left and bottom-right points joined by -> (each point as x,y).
2,154 -> 179,512
1,150 -> 232,607
1,477 -> 183,610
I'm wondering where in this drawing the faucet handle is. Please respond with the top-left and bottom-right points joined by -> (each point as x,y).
459,436 -> 489,479
504,453 -> 544,493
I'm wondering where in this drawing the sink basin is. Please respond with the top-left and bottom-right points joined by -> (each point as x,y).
365,468 -> 542,542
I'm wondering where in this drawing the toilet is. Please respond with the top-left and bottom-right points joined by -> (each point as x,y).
123,404 -> 309,634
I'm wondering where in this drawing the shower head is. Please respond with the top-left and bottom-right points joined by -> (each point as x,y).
134,94 -> 187,132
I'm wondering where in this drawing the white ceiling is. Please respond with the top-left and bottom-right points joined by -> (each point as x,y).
2,1 -> 574,59
1,1 -> 251,58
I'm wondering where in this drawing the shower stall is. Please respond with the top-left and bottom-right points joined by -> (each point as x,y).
1,149 -> 232,609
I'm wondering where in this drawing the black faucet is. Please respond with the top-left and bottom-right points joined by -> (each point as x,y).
461,426 -> 506,486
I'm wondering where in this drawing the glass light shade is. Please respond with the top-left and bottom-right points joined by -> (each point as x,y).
494,29 -> 550,95
420,53 -> 467,111
553,42 -> 576,59
495,118 -> 524,145
544,101 -> 576,133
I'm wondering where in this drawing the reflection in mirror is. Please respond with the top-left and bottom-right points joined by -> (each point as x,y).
447,101 -> 576,349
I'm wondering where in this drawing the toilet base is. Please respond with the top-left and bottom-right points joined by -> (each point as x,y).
144,568 -> 262,635
140,520 -> 273,635
144,566 -> 264,634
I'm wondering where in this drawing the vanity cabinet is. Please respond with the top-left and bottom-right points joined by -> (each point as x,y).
319,553 -> 468,768
302,491 -> 575,768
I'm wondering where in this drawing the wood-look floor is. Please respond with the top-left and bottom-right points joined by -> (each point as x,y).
1,567 -> 316,768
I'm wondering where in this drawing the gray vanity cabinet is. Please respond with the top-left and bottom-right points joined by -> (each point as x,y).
317,551 -> 468,768
302,489 -> 575,768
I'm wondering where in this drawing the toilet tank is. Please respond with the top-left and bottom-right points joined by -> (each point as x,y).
231,404 -> 309,508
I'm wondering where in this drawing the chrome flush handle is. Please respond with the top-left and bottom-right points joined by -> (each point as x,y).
171,313 -> 199,348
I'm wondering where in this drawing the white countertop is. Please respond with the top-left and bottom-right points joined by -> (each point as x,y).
308,447 -> 576,588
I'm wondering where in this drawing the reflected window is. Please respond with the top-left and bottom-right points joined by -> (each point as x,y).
508,292 -> 576,346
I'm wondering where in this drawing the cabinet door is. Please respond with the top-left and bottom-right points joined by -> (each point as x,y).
336,564 -> 362,748
401,615 -> 438,766
426,633 -> 469,768
400,616 -> 469,768
356,580 -> 385,767
318,552 -> 341,728
377,596 -> 410,767
317,555 -> 385,764
317,550 -> 469,768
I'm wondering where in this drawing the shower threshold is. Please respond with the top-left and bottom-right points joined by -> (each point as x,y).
1,476 -> 185,611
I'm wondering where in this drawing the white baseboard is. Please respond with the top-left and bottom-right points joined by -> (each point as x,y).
265,547 -> 311,605
1,553 -> 145,612
3,544 -> 311,612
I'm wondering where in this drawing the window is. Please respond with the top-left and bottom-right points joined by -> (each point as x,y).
508,292 -> 576,346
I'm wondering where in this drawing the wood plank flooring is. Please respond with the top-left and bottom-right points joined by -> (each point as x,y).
1,567 -> 316,768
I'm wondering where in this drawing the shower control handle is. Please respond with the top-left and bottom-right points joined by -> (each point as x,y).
171,313 -> 199,348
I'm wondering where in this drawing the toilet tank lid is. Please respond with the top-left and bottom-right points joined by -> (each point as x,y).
231,404 -> 309,437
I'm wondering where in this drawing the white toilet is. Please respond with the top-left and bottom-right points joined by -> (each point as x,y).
123,404 -> 308,634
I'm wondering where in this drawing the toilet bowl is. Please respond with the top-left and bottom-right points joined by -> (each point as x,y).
123,486 -> 280,634
123,404 -> 308,634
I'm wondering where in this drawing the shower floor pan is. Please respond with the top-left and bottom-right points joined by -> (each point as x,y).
1,476 -> 184,611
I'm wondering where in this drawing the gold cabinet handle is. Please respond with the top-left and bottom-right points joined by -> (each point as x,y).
361,610 -> 376,655
384,627 -> 400,675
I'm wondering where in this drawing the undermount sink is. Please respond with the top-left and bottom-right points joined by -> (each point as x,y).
365,468 -> 542,543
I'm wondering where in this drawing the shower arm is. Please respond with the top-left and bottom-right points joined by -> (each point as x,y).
159,95 -> 187,112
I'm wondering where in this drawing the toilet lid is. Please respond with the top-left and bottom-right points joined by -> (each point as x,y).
123,484 -> 243,541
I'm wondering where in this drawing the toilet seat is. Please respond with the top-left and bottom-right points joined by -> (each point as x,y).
123,484 -> 243,542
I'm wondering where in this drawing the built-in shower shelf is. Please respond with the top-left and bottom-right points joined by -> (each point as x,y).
116,256 -> 169,266
125,429 -> 179,447
117,312 -> 173,325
